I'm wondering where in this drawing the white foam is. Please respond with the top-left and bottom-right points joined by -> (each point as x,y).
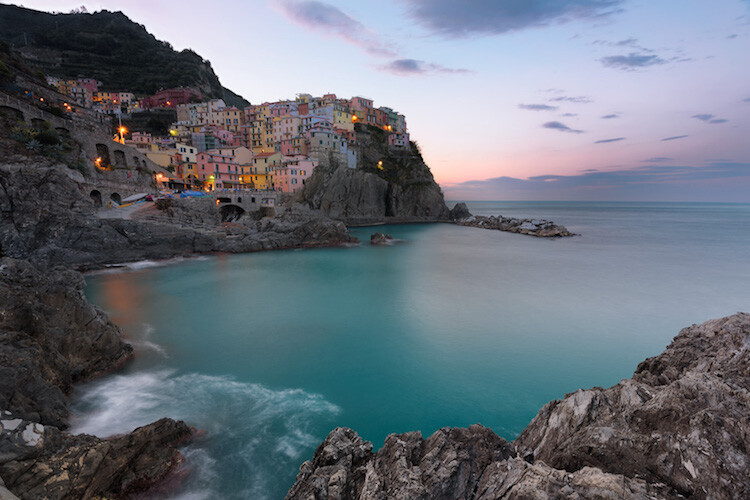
69,369 -> 340,497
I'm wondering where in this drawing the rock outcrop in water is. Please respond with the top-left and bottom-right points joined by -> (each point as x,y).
0,258 -> 193,499
301,124 -> 450,225
451,203 -> 574,238
286,313 -> 750,499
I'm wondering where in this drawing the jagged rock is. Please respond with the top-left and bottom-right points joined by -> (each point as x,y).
449,202 -> 471,221
455,215 -> 575,238
289,314 -> 750,499
370,233 -> 393,245
0,414 -> 191,500
285,425 -> 669,499
0,258 -> 131,428
515,313 -> 750,499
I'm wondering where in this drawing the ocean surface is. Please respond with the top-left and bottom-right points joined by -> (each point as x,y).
72,201 -> 750,499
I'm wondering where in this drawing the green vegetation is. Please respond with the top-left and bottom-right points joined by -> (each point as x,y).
0,5 -> 249,106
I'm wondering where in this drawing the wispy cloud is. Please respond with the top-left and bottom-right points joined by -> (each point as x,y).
601,52 -> 667,70
561,112 -> 578,117
744,97 -> 750,102
601,113 -> 619,119
643,157 -> 673,163
277,0 -> 395,56
378,59 -> 471,76
549,95 -> 593,104
403,0 -> 624,37
662,135 -> 689,141
692,114 -> 728,124
543,121 -> 584,134
595,137 -> 625,143
519,103 -> 559,111
592,37 -> 639,47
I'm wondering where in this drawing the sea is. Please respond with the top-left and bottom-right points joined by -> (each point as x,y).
71,201 -> 750,499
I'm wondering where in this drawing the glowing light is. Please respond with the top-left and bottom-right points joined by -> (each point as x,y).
377,160 -> 384,170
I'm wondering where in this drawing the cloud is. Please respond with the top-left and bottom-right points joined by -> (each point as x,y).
593,37 -> 639,47
519,103 -> 559,111
744,98 -> 750,102
601,52 -> 667,69
561,112 -> 578,117
692,114 -> 728,124
549,95 -> 593,104
403,0 -> 624,37
595,137 -> 625,143
642,157 -> 673,163
601,113 -> 619,119
543,121 -> 584,133
662,135 -> 689,141
443,162 -> 750,201
277,0 -> 394,56
378,59 -> 471,75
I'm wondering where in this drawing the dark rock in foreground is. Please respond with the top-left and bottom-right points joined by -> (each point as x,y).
0,258 -> 131,428
455,214 -> 575,238
449,202 -> 472,221
287,313 -> 750,499
0,414 -> 191,499
516,312 -> 750,499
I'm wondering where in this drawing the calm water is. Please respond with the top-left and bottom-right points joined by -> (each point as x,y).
72,201 -> 750,499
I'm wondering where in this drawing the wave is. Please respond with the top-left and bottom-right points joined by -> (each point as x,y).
69,370 -> 340,499
86,256 -> 211,276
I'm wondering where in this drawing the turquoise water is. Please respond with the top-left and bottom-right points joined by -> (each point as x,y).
72,201 -> 750,499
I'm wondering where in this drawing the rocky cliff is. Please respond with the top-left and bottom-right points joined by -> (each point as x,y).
302,124 -> 450,225
286,313 -> 750,499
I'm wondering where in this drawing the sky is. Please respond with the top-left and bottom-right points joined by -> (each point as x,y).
13,0 -> 750,201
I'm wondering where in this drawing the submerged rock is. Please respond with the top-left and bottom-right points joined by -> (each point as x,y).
287,313 -> 750,499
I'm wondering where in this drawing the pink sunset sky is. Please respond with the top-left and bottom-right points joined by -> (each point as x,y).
12,0 -> 750,201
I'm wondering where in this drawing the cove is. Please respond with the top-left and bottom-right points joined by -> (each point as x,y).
73,201 -> 750,499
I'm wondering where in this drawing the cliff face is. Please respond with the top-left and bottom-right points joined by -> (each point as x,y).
286,313 -> 750,499
302,125 -> 450,225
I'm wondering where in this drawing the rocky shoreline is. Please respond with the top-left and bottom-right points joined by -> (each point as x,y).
0,258 -> 193,499
285,313 -> 750,499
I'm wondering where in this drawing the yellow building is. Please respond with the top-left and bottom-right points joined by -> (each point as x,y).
242,151 -> 282,189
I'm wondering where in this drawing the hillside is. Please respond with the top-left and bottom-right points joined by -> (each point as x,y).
0,4 -> 249,107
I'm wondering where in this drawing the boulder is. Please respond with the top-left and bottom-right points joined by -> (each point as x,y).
370,233 -> 393,245
449,202 -> 471,221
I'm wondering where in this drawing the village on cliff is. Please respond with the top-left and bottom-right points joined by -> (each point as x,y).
44,78 -> 410,194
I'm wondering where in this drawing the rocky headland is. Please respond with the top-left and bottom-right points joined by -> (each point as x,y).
301,124 -> 451,226
285,313 -> 750,499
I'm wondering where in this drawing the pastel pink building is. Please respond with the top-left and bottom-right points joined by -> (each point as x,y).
274,157 -> 317,193
197,150 -> 243,190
